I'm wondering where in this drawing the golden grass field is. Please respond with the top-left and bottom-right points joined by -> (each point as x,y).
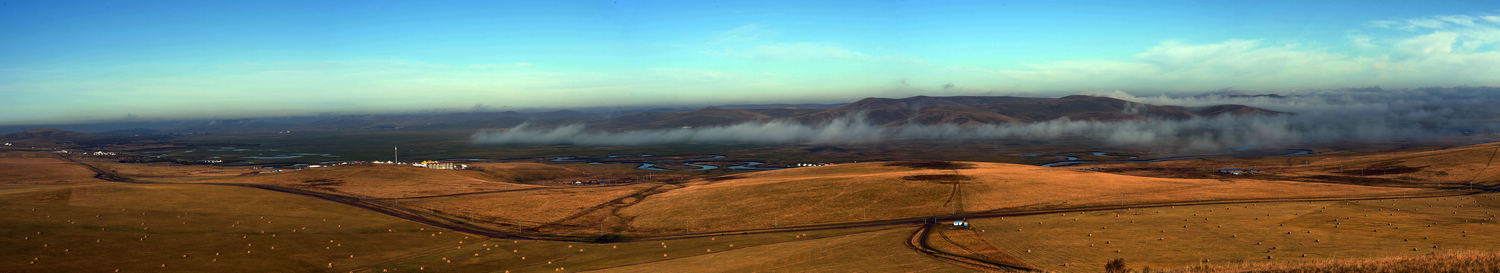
466,162 -> 697,185
620,162 -> 1426,233
218,164 -> 540,198
589,227 -> 968,273
0,174 -> 467,272
468,162 -> 589,183
5,140 -> 1500,272
1169,251 -> 1500,273
964,194 -> 1500,272
0,153 -> 106,187
1091,142 -> 1500,189
1275,142 -> 1500,187
402,183 -> 657,228
0,153 -> 970,272
86,160 -> 251,183
0,183 -> 963,272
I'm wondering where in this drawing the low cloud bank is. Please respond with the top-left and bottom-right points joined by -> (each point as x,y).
472,87 -> 1500,151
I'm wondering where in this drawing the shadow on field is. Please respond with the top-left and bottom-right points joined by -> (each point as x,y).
885,161 -> 976,170
901,174 -> 973,184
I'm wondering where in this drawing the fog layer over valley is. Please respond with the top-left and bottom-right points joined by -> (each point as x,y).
472,87 -> 1500,151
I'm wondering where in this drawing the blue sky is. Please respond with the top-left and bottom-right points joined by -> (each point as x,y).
2,0 -> 1499,124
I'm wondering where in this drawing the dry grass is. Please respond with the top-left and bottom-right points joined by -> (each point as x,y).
402,183 -> 657,228
468,161 -> 701,185
468,162 -> 590,183
620,163 -> 953,232
926,226 -> 1033,268
0,182 -> 472,272
86,160 -> 250,183
1091,142 -> 1500,188
81,160 -> 677,233
620,162 -> 1423,233
1170,251 -> 1500,273
0,154 -> 104,187
590,227 -> 969,273
363,225 -> 934,272
954,162 -> 1421,210
11,144 -> 1500,272
214,164 -> 538,198
970,194 -> 1500,272
1276,142 -> 1500,187
0,156 -> 967,272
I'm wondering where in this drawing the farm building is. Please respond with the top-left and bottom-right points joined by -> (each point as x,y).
1218,168 -> 1260,175
418,160 -> 464,170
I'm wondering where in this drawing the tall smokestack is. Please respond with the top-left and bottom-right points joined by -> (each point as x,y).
394,145 -> 399,164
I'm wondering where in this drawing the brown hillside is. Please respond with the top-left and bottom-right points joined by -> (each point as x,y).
1278,142 -> 1500,187
1171,251 -> 1500,273
218,164 -> 538,198
617,161 -> 1420,233
0,152 -> 105,186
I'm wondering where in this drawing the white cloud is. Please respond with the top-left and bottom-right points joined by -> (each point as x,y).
1407,18 -> 1449,30
711,24 -> 776,44
1395,32 -> 1460,55
705,25 -> 926,64
1439,15 -> 1478,27
9,13 -> 1500,124
1348,34 -> 1375,48
989,39 -> 1370,91
1373,13 -> 1499,31
971,11 -> 1500,92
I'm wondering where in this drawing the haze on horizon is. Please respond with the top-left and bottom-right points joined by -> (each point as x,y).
3,1 -> 1499,125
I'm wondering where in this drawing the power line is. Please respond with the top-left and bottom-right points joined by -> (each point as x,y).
1468,146 -> 1499,191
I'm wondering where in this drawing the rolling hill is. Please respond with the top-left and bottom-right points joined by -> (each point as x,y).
1088,141 -> 1500,189
0,129 -> 101,147
583,95 -> 1279,130
792,95 -> 1280,126
609,161 -> 1421,233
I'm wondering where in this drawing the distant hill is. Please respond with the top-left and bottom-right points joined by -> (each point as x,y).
788,95 -> 1280,126
596,107 -> 824,129
0,129 -> 98,147
588,95 -> 1279,130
